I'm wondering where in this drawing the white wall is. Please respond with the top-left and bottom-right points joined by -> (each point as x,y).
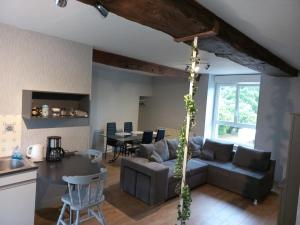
139,77 -> 187,131
139,75 -> 210,136
90,65 -> 152,141
0,23 -> 92,155
255,74 -> 300,182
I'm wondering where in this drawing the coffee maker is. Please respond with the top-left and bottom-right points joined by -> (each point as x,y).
46,136 -> 65,162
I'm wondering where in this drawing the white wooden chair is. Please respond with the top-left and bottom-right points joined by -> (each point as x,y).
57,168 -> 107,225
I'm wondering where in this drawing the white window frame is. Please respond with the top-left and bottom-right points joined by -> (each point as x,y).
212,75 -> 261,147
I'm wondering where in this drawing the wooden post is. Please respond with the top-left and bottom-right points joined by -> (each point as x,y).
178,36 -> 199,224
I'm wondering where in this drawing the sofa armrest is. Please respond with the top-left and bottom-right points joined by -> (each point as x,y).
265,160 -> 276,184
255,160 -> 276,200
120,157 -> 169,205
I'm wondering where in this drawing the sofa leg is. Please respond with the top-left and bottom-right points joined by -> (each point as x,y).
253,199 -> 258,206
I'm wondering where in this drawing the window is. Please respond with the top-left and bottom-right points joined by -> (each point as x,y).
212,76 -> 260,147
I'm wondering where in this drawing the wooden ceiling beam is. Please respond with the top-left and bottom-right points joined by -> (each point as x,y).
93,49 -> 189,78
174,21 -> 219,42
78,0 -> 298,77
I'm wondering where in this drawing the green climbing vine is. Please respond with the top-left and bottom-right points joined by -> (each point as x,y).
174,37 -> 200,225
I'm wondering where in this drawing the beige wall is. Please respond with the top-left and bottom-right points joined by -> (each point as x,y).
0,23 -> 92,155
90,65 -> 152,143
139,75 -> 211,136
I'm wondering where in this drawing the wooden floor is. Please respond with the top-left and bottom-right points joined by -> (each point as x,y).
35,155 -> 279,225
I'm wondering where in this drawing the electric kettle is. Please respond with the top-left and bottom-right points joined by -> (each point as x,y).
26,144 -> 44,162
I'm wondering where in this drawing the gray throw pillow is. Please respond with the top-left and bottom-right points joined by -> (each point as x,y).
139,144 -> 156,159
233,146 -> 271,172
166,139 -> 179,160
149,150 -> 163,163
189,136 -> 204,158
153,139 -> 169,161
200,149 -> 214,161
202,139 -> 234,162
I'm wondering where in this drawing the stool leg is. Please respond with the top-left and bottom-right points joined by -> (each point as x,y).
75,210 -> 80,225
98,205 -> 106,225
57,203 -> 67,225
69,206 -> 72,225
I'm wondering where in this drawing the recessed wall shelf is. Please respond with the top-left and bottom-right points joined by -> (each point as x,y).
22,90 -> 90,128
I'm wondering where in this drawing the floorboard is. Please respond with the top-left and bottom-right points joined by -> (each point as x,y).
35,155 -> 279,225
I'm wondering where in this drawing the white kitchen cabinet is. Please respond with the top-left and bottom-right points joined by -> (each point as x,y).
0,170 -> 37,225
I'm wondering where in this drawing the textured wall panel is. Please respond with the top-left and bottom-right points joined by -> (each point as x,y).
0,23 -> 92,155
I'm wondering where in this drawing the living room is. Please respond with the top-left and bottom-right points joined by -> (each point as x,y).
0,0 -> 300,225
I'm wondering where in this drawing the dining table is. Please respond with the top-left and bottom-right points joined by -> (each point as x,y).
35,154 -> 104,209
103,131 -> 157,163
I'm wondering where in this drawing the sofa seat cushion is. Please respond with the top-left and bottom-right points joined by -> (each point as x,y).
202,139 -> 234,162
229,166 -> 270,199
162,159 -> 208,182
121,157 -> 169,176
231,166 -> 266,180
195,158 -> 235,172
233,146 -> 271,172
187,159 -> 208,176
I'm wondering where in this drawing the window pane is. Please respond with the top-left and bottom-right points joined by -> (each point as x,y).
238,86 -> 260,125
216,124 -> 256,146
217,86 -> 236,122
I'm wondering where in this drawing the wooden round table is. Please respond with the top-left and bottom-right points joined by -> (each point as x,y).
37,154 -> 104,185
35,154 -> 105,209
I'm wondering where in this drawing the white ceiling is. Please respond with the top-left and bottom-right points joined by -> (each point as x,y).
0,0 -> 298,75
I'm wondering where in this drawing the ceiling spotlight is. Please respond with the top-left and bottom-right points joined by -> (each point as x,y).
95,1 -> 109,18
205,63 -> 211,70
55,0 -> 68,7
185,63 -> 210,73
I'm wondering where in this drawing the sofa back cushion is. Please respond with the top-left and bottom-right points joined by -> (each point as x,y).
142,139 -> 169,162
139,143 -> 156,159
153,139 -> 170,161
149,150 -> 164,163
200,149 -> 215,161
166,139 -> 179,160
202,139 -> 234,162
189,136 -> 204,158
233,146 -> 271,172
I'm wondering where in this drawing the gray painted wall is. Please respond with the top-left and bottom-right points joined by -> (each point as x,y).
255,75 -> 300,182
139,75 -> 210,136
90,65 -> 152,144
0,23 -> 92,156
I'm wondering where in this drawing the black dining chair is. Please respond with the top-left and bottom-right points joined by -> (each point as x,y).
124,122 -> 133,133
141,130 -> 154,144
155,128 -> 165,142
123,122 -> 134,155
127,130 -> 153,155
105,122 -> 118,159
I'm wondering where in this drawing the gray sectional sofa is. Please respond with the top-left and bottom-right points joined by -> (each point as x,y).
120,137 -> 275,205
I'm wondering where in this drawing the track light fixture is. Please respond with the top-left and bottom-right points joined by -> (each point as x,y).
54,0 -> 109,18
185,62 -> 211,73
95,1 -> 109,18
55,0 -> 68,8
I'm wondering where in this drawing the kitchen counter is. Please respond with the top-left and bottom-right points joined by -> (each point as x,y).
0,157 -> 38,177
0,157 -> 38,225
